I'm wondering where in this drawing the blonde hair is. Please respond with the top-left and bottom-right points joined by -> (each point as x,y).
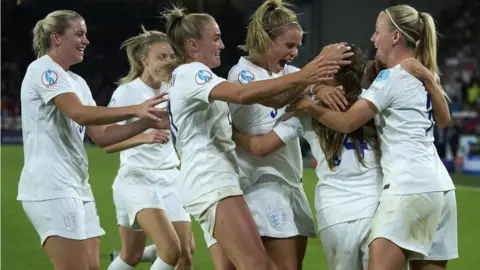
161,6 -> 215,80
32,10 -> 83,58
118,26 -> 169,85
240,0 -> 301,55
384,5 -> 446,94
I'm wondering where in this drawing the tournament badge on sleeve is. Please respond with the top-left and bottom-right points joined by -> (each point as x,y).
41,69 -> 59,88
238,69 -> 255,84
195,70 -> 212,85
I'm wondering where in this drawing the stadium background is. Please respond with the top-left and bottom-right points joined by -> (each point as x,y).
1,0 -> 479,269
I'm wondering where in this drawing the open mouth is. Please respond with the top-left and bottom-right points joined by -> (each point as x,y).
279,59 -> 288,68
77,47 -> 85,54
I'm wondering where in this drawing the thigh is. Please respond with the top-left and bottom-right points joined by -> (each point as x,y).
43,236 -> 91,270
263,237 -> 299,270
209,243 -> 236,270
213,196 -> 269,269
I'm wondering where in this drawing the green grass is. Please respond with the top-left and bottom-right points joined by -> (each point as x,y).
2,145 -> 480,269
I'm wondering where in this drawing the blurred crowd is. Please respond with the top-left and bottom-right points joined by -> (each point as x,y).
2,0 -> 479,156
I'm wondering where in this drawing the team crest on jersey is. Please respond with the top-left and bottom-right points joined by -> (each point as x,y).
195,70 -> 212,85
375,69 -> 390,82
238,69 -> 255,84
41,69 -> 58,87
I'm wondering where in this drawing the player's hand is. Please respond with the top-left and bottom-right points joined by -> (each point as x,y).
145,129 -> 170,144
319,43 -> 354,66
135,92 -> 169,121
285,95 -> 315,118
297,57 -> 340,85
144,113 -> 170,130
361,59 -> 385,89
400,58 -> 435,86
315,85 -> 348,111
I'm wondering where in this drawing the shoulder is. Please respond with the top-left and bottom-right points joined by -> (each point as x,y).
174,62 -> 216,85
228,63 -> 256,84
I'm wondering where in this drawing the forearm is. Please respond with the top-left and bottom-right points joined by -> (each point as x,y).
425,79 -> 451,128
238,72 -> 304,104
259,85 -> 307,109
306,104 -> 358,134
103,133 -> 148,153
74,105 -> 137,126
93,120 -> 149,147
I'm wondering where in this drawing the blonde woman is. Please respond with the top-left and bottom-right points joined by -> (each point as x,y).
105,27 -> 194,270
18,11 -> 168,270
286,5 -> 457,270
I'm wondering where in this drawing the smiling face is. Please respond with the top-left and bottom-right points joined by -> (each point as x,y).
370,12 -> 399,66
192,20 -> 225,68
265,26 -> 303,72
52,18 -> 89,65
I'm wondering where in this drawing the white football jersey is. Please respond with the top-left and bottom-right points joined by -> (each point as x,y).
108,78 -> 180,182
361,65 -> 455,194
228,57 -> 302,189
276,116 -> 383,230
18,55 -> 95,201
168,62 -> 239,203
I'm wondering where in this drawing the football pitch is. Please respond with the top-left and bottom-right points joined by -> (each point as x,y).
2,145 -> 480,269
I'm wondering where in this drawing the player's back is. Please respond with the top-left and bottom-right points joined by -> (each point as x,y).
109,79 -> 179,174
227,57 -> 303,189
18,55 -> 94,201
361,65 -> 454,195
168,62 -> 239,202
293,116 -> 382,230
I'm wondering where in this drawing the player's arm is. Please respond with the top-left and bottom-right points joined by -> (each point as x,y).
52,93 -> 168,126
233,130 -> 286,157
102,129 -> 170,153
86,119 -> 169,148
258,85 -> 308,109
288,98 -> 377,134
424,77 -> 451,128
232,117 -> 302,157
400,58 -> 451,128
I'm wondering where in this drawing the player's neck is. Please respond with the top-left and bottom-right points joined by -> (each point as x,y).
47,50 -> 70,71
386,47 -> 415,68
140,73 -> 161,90
247,55 -> 280,74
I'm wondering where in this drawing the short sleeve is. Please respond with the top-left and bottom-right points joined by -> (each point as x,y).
108,85 -> 141,108
33,65 -> 75,104
360,69 -> 403,112
273,116 -> 303,143
174,63 -> 225,106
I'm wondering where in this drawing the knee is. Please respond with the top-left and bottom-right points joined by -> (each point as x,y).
121,248 -> 143,266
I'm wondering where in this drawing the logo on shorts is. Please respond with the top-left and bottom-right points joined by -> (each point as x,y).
63,212 -> 78,231
195,70 -> 212,85
238,70 -> 255,84
375,69 -> 390,82
267,209 -> 285,229
149,189 -> 161,203
41,70 -> 59,88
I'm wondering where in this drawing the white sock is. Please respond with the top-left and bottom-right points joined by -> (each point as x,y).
142,244 -> 158,262
107,257 -> 135,270
150,257 -> 175,270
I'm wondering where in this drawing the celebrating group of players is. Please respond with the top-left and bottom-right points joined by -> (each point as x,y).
17,0 -> 458,269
